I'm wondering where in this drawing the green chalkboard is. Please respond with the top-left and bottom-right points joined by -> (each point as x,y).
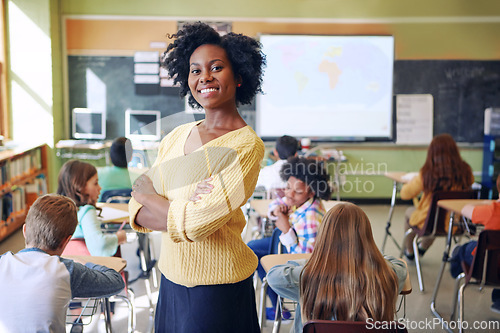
68,56 -> 500,143
68,55 -> 194,140
394,60 -> 500,143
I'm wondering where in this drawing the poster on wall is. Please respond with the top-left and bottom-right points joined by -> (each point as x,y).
396,94 -> 433,145
177,21 -> 231,35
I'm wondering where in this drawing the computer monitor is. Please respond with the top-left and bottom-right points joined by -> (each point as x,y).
72,108 -> 106,140
125,109 -> 161,141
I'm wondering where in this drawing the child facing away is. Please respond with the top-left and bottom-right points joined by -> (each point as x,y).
255,135 -> 299,192
247,156 -> 331,319
266,203 -> 407,333
400,133 -> 474,260
57,160 -> 127,256
98,137 -> 133,202
0,194 -> 124,333
449,176 -> 500,313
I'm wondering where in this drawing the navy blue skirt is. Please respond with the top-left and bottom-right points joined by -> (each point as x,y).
155,274 -> 260,333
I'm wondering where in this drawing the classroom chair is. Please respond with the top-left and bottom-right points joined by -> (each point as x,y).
259,229 -> 292,333
102,191 -> 158,321
450,230 -> 500,333
302,320 -> 408,333
63,239 -> 136,332
100,188 -> 133,203
399,190 -> 475,292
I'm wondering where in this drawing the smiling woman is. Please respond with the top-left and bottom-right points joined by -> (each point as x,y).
128,22 -> 266,332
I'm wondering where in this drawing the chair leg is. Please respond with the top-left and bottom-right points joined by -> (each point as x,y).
399,228 -> 413,259
259,278 -> 268,331
111,292 -> 136,333
148,234 -> 159,289
413,236 -> 425,292
272,295 -> 282,333
458,283 -> 467,333
450,273 -> 465,321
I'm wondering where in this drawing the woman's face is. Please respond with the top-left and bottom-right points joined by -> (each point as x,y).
188,44 -> 239,111
285,176 -> 314,208
84,173 -> 101,205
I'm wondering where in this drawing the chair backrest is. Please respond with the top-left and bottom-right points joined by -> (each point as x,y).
417,190 -> 475,237
269,228 -> 285,254
302,320 -> 408,333
100,188 -> 132,203
62,238 -> 91,256
466,230 -> 500,286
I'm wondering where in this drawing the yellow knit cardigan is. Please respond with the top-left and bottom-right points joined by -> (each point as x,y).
129,121 -> 264,287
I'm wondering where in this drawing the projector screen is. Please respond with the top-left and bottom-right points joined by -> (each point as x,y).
256,34 -> 395,141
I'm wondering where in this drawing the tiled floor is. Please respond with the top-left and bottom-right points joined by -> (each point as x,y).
1,203 -> 500,332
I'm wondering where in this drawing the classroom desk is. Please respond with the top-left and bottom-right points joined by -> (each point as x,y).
429,199 -> 494,331
381,172 -> 415,253
97,203 -> 130,223
259,253 -> 412,333
260,253 -> 412,295
63,255 -> 127,333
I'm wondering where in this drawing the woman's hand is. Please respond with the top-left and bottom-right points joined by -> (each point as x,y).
131,174 -> 157,205
189,177 -> 213,202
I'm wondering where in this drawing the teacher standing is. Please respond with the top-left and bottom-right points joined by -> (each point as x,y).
128,22 -> 265,332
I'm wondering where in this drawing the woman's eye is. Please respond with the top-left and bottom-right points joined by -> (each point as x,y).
211,65 -> 222,72
190,69 -> 200,74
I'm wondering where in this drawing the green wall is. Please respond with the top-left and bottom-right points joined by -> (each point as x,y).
6,0 -> 497,194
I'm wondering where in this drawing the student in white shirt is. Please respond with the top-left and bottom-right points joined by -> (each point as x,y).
256,135 -> 299,192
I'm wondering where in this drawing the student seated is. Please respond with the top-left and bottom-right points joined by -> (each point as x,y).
449,176 -> 500,314
247,156 -> 331,319
401,133 -> 474,259
0,194 -> 124,333
266,203 -> 407,333
255,135 -> 299,194
57,160 -> 127,257
98,137 -> 133,202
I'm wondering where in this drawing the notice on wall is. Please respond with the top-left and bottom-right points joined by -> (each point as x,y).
396,94 -> 433,145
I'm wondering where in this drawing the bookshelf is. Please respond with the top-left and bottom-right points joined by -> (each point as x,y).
0,144 -> 48,242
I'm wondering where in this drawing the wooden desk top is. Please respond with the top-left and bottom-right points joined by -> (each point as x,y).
250,199 -> 344,218
63,255 -> 127,272
97,203 -> 128,212
261,253 -> 411,295
437,199 -> 495,219
261,253 -> 311,273
96,203 -> 129,223
384,171 -> 417,183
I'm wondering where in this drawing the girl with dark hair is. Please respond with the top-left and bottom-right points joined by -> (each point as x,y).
401,133 -> 474,259
128,22 -> 265,332
247,156 -> 331,319
267,203 -> 407,333
57,160 -> 127,256
98,137 -> 133,201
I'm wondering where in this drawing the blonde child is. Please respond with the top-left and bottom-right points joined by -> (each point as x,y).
267,203 -> 407,333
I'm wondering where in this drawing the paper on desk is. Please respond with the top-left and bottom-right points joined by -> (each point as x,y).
98,206 -> 129,222
401,172 -> 419,182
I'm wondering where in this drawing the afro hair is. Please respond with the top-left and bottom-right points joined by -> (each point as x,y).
161,22 -> 266,109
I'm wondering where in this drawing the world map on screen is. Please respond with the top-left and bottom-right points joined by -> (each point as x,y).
257,35 -> 394,139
